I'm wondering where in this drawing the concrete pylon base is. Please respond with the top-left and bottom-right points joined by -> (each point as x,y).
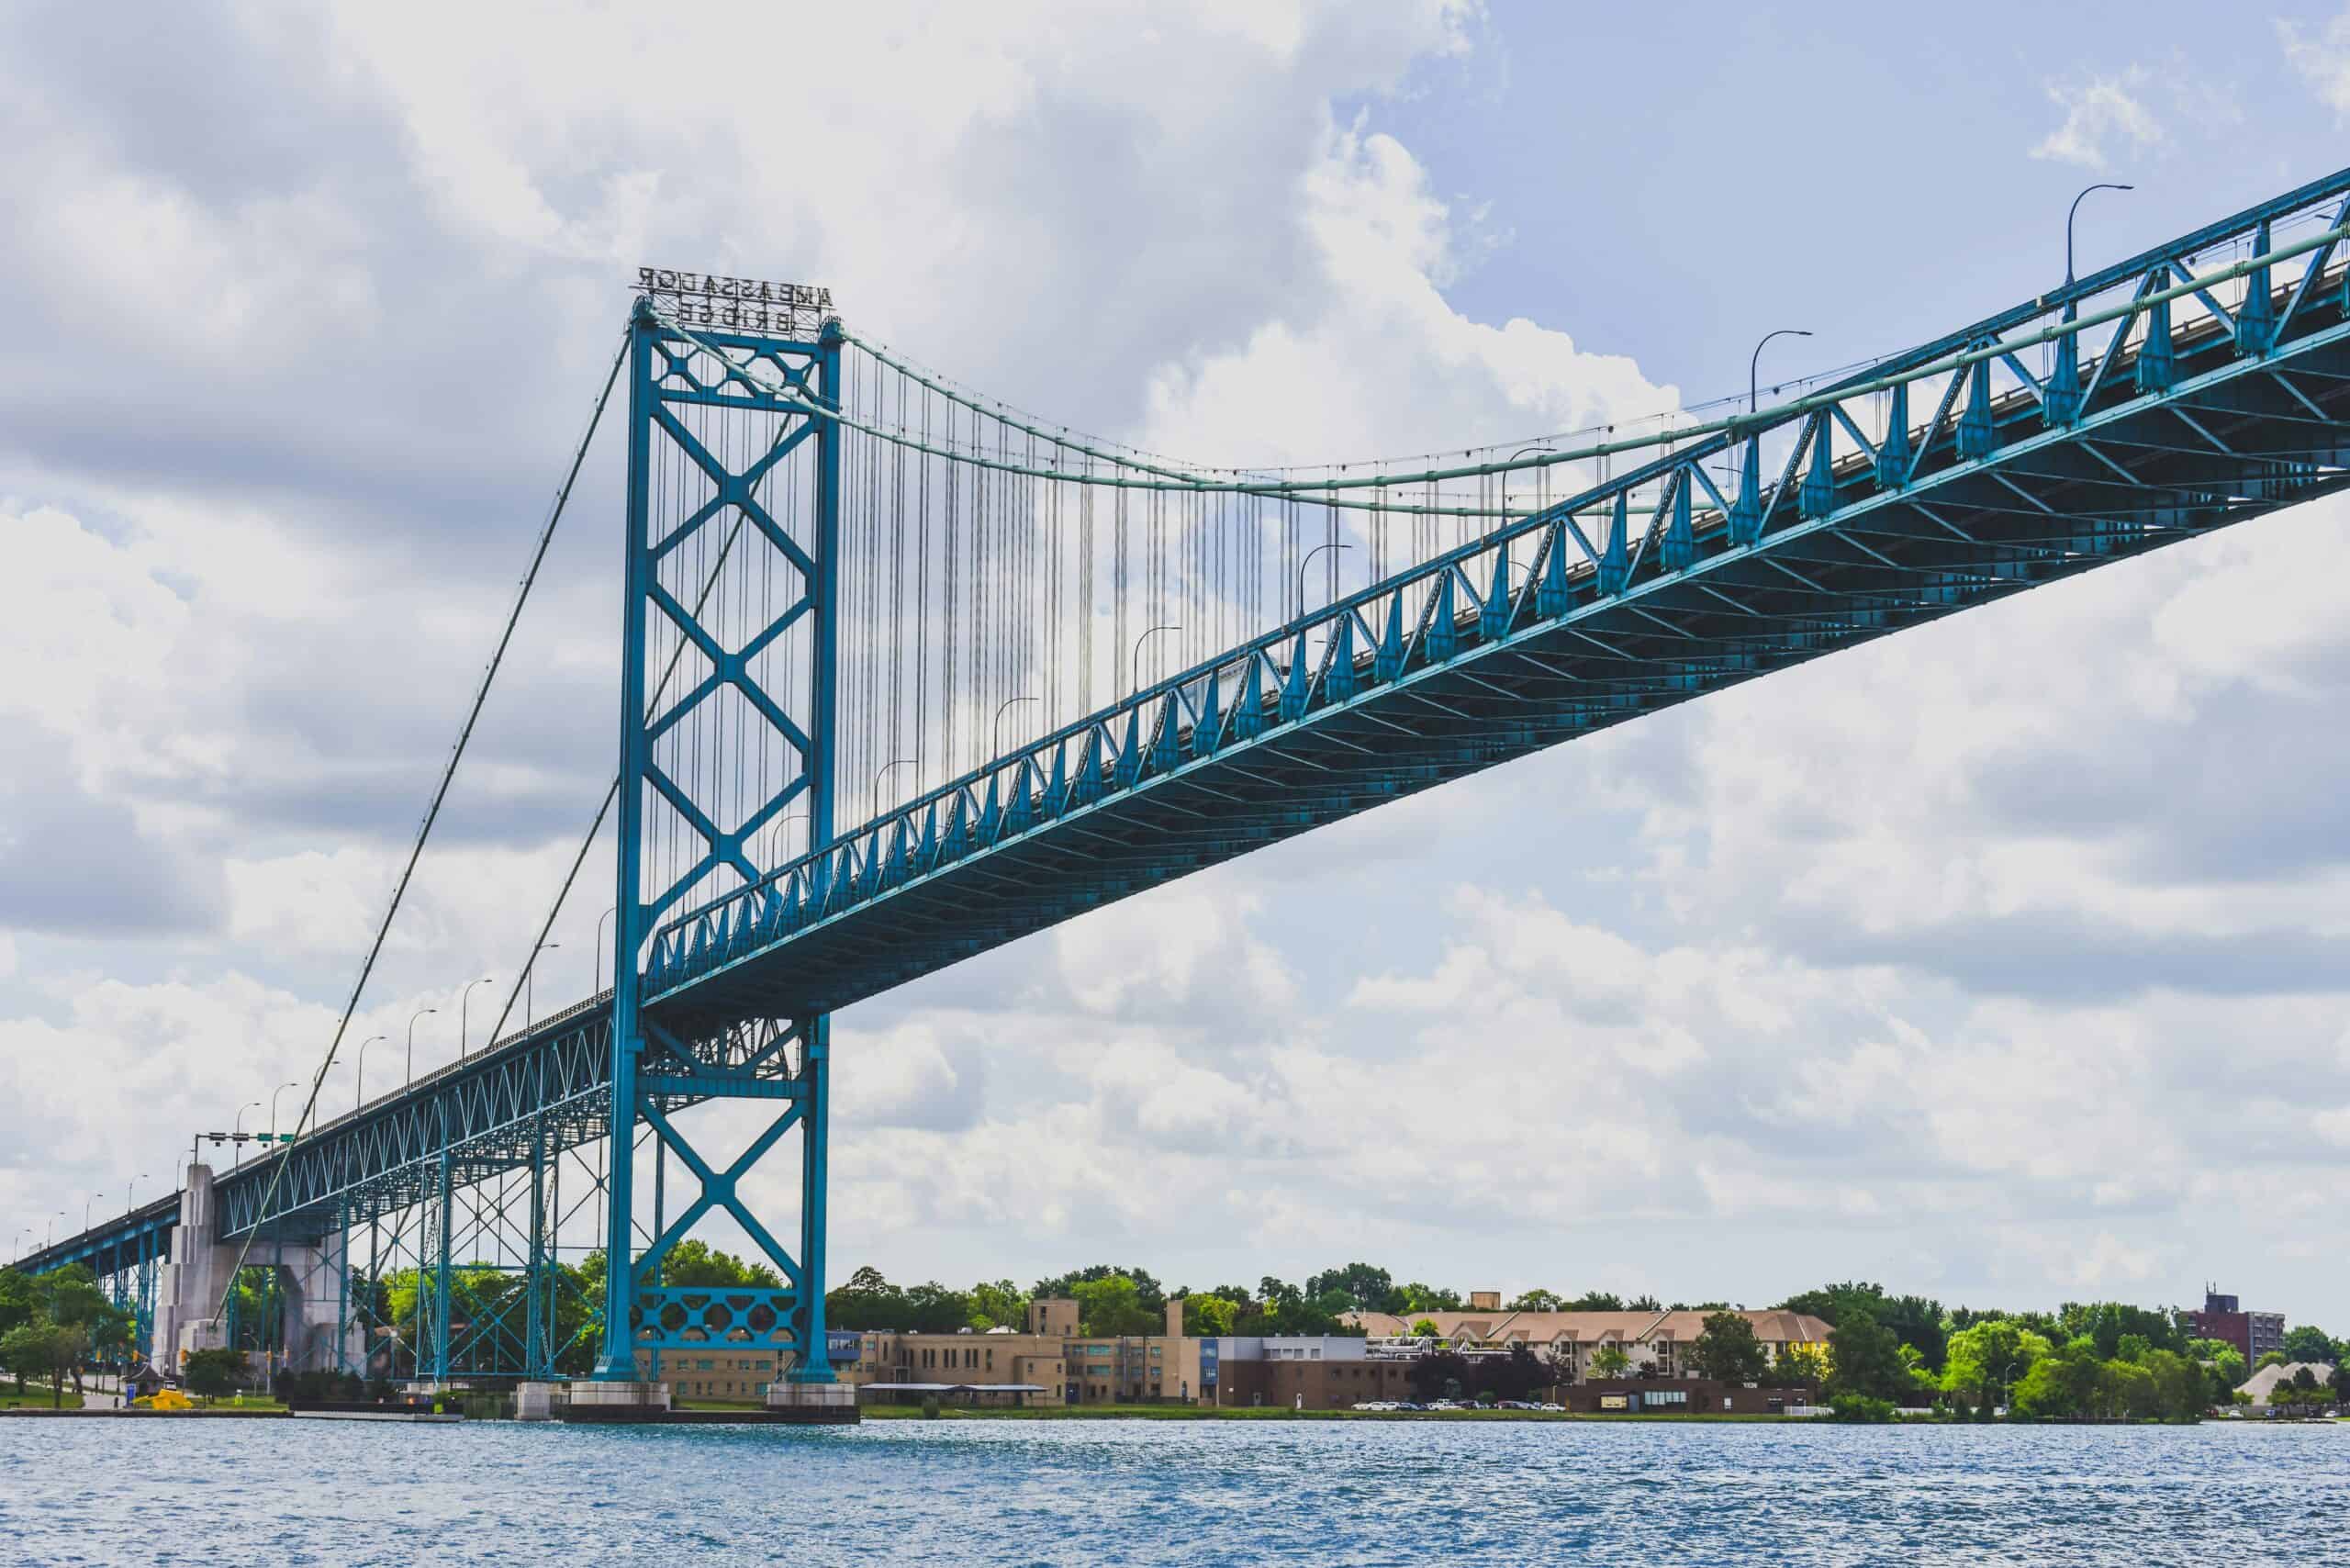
768,1381 -> 856,1411
565,1379 -> 671,1411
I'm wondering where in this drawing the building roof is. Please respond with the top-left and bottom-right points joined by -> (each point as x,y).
1346,1307 -> 1831,1347
2241,1361 -> 2336,1405
860,1383 -> 1051,1394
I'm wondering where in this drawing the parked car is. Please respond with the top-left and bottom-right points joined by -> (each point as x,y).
1538,1403 -> 1564,1412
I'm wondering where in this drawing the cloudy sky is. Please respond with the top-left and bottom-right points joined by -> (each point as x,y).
7,1 -> 2350,1327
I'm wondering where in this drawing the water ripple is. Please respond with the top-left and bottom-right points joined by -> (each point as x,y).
0,1417 -> 2341,1565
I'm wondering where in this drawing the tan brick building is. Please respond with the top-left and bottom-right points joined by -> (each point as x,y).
638,1297 -> 1216,1407
1344,1305 -> 1831,1381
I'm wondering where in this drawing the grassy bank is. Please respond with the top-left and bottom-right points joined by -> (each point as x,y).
0,1386 -> 84,1410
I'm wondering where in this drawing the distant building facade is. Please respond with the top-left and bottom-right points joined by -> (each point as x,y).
639,1298 -> 1225,1407
2188,1288 -> 2285,1369
1344,1305 -> 1832,1381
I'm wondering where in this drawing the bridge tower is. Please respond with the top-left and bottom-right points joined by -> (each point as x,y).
587,285 -> 846,1413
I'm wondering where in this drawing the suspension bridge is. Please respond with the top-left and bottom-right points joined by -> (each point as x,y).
20,167 -> 2350,1413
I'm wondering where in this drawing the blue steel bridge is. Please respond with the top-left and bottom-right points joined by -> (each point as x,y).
21,167 -> 2350,1395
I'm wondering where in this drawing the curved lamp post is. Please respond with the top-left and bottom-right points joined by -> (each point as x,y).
1128,624 -> 1181,701
406,1007 -> 438,1086
2066,182 -> 2133,286
269,1081 -> 300,1141
1751,329 -> 1814,414
460,977 -> 494,1058
353,1035 -> 386,1109
1297,542 -> 1353,618
991,699 -> 1037,760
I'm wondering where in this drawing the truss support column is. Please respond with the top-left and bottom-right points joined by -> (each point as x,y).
432,1148 -> 453,1383
365,1214 -> 380,1379
789,1013 -> 834,1383
593,306 -> 658,1383
526,1120 -> 548,1379
335,1199 -> 352,1376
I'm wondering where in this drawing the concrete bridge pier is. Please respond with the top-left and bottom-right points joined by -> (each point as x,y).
150,1164 -> 364,1376
151,1163 -> 234,1370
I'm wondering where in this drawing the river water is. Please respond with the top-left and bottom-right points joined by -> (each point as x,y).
1,1417 -> 2340,1564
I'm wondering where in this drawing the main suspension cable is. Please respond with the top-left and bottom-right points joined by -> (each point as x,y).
211,324 -> 632,1322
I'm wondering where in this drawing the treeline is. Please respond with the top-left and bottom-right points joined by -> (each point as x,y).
0,1265 -> 134,1407
1770,1281 -> 2348,1421
823,1263 -> 1377,1338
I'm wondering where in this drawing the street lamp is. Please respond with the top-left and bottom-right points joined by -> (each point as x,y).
1128,624 -> 1181,700
405,1007 -> 438,1087
1999,1359 -> 2020,1418
528,945 -> 560,1025
1751,329 -> 1814,414
1495,447 -> 1559,533
875,756 -> 921,806
991,698 -> 1037,761
460,978 -> 494,1057
354,1034 -> 386,1109
84,1193 -> 103,1233
269,1081 -> 301,1141
1297,542 -> 1353,620
128,1175 -> 149,1216
48,1213 -> 62,1249
596,906 -> 618,993
2065,182 -> 2133,286
231,1102 -> 261,1166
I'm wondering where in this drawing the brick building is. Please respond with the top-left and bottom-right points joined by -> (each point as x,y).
1346,1305 -> 1831,1381
2188,1288 -> 2284,1369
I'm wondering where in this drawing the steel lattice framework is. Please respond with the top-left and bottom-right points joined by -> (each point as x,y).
26,168 -> 2350,1385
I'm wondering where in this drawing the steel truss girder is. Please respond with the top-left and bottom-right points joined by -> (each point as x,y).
650,209 -> 2350,1028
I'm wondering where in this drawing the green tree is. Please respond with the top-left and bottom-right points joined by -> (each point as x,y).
1687,1311 -> 1769,1383
1392,1282 -> 1463,1314
658,1239 -> 783,1290
1825,1307 -> 1908,1405
2011,1338 -> 2106,1419
825,1265 -> 906,1331
1778,1341 -> 1830,1386
2053,1301 -> 2186,1360
1182,1294 -> 1239,1337
1590,1344 -> 1630,1379
2279,1325 -> 2339,1365
1779,1282 -> 1948,1372
2255,1350 -> 2289,1372
1253,1277 -> 1360,1338
1508,1289 -> 1565,1311
1304,1263 -> 1395,1314
1070,1274 -> 1158,1338
901,1282 -> 978,1334
1409,1317 -> 1442,1339
0,1322 -> 83,1408
0,1270 -> 34,1338
183,1348 -> 249,1403
968,1279 -> 1028,1331
1563,1291 -> 1625,1312
1942,1319 -> 2051,1407
2139,1349 -> 2204,1420
1033,1265 -> 1165,1315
